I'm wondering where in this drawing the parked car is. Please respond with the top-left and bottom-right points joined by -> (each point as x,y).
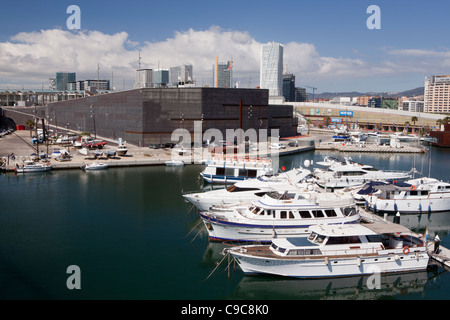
269,143 -> 286,149
149,144 -> 160,149
164,143 -> 176,149
288,141 -> 299,147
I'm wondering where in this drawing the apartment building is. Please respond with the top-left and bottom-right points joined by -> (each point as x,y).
424,75 -> 450,113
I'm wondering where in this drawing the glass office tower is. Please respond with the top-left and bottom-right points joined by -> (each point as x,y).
260,42 -> 283,96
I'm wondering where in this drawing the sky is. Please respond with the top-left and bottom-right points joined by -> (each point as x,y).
1,0 -> 450,93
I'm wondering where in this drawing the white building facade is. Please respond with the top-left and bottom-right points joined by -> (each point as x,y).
260,42 -> 284,97
135,69 -> 153,89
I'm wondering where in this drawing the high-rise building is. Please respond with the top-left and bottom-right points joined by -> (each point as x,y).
153,70 -> 169,87
169,65 -> 194,87
56,72 -> 76,91
213,57 -> 233,88
295,87 -> 307,102
282,74 -> 295,101
135,69 -> 153,88
425,75 -> 450,113
260,42 -> 284,96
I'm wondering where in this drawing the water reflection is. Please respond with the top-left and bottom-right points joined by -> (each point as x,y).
231,272 -> 428,300
379,211 -> 450,238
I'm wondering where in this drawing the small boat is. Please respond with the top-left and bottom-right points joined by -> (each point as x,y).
76,136 -> 107,149
106,150 -> 116,158
356,177 -> 450,214
116,143 -> 128,156
80,161 -> 109,171
332,126 -> 351,142
79,148 -> 102,158
54,149 -> 72,161
200,156 -> 273,184
51,148 -> 62,159
390,131 -> 419,142
15,160 -> 52,173
165,160 -> 184,167
227,223 -> 429,278
199,190 -> 359,242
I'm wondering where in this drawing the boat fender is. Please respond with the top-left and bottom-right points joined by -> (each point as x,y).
394,254 -> 399,261
357,256 -> 361,267
324,257 -> 329,265
415,251 -> 419,260
403,246 -> 410,254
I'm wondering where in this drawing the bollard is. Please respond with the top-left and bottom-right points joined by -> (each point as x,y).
393,212 -> 401,224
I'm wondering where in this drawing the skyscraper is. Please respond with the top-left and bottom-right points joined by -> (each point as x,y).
153,70 -> 169,87
214,57 -> 233,88
135,69 -> 153,88
282,73 -> 295,102
56,72 -> 76,91
260,42 -> 283,96
169,65 -> 194,87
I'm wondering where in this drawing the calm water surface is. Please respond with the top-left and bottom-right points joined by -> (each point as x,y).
1,147 -> 450,300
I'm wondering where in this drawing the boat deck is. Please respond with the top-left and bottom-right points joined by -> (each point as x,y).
235,244 -> 378,261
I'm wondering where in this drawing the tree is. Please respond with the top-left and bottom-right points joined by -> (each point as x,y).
25,119 -> 35,137
411,116 -> 418,127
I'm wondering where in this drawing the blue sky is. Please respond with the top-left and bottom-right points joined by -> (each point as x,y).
1,0 -> 450,93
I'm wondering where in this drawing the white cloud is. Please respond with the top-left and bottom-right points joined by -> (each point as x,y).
0,26 -> 443,91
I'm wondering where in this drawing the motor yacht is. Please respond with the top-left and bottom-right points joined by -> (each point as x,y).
356,177 -> 450,214
227,223 -> 429,278
199,190 -> 359,242
314,157 -> 411,189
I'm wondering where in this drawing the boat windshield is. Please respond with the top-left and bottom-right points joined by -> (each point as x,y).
226,185 -> 261,193
308,232 -> 326,244
266,191 -> 296,200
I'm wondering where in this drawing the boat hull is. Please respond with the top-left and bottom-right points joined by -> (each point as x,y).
15,167 -> 52,173
367,196 -> 450,214
231,250 -> 429,278
200,212 -> 361,242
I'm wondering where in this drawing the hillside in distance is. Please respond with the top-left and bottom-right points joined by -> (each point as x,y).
315,87 -> 424,100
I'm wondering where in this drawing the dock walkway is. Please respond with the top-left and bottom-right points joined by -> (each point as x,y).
358,206 -> 450,270
0,130 -> 315,172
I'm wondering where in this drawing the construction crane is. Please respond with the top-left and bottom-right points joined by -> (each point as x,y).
305,86 -> 317,102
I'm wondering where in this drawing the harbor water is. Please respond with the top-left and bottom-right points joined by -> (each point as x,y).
1,147 -> 450,300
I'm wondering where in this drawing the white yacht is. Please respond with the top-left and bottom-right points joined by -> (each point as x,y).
314,157 -> 411,189
184,166 -> 314,211
80,161 -> 109,171
228,223 -> 429,278
15,160 -> 52,173
356,177 -> 450,214
390,131 -> 419,142
165,160 -> 184,167
199,190 -> 359,242
200,157 -> 273,184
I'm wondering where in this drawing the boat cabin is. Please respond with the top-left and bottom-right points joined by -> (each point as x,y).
245,191 -> 358,220
269,224 -> 424,257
